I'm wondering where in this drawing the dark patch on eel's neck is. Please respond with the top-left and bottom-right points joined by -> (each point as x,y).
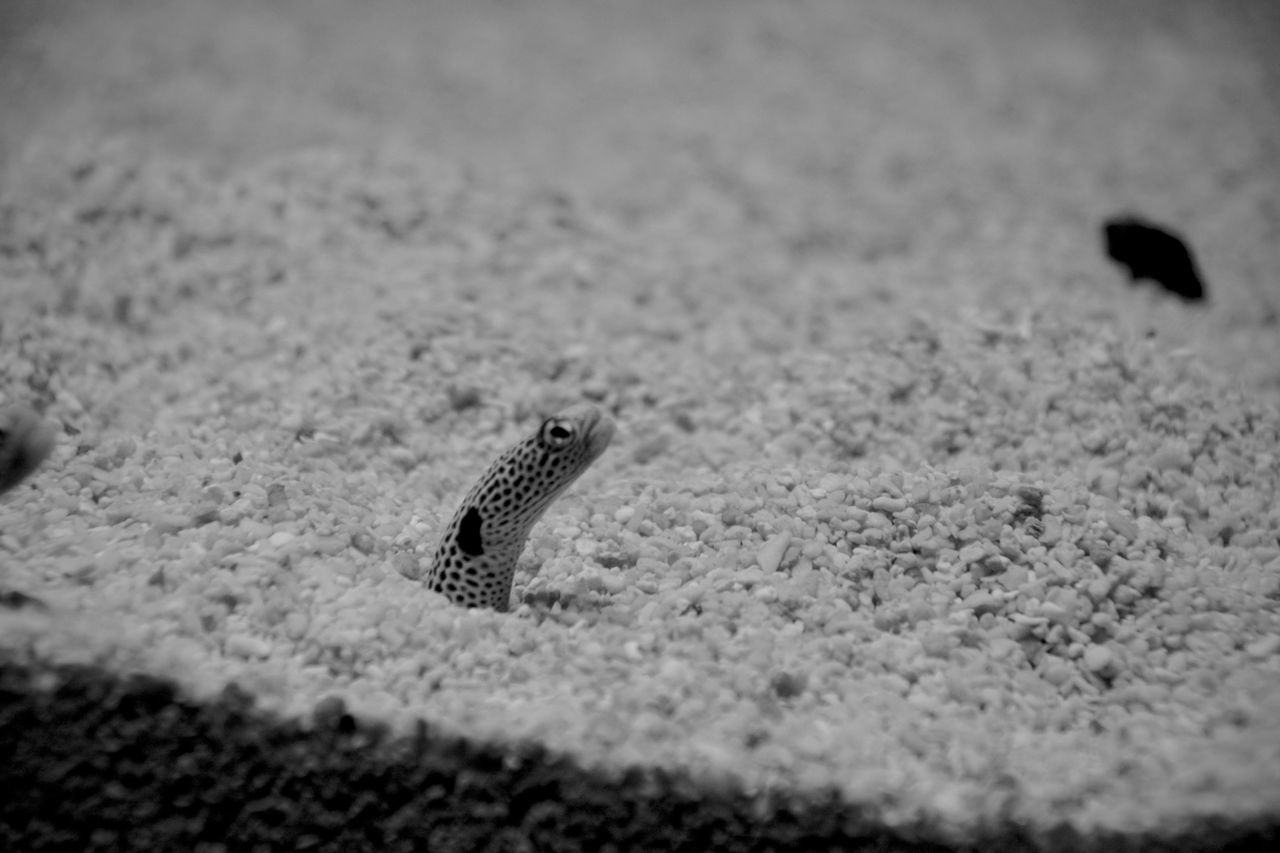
456,506 -> 485,556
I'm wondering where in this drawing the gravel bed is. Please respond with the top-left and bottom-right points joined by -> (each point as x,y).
2,1 -> 1279,848
1,145 -> 1278,849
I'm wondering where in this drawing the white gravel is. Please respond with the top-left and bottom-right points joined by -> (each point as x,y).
2,143 -> 1279,841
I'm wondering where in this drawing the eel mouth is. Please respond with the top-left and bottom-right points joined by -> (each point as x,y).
578,405 -> 616,461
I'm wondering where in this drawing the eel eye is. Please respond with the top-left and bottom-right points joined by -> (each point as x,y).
540,418 -> 576,449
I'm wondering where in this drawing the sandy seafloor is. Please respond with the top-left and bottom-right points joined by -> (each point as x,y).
2,0 -> 1280,849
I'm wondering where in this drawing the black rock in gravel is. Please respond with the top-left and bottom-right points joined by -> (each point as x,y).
0,405 -> 57,497
1103,215 -> 1207,302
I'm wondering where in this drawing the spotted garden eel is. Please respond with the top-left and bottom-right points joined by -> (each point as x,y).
425,402 -> 615,610
0,404 -> 56,498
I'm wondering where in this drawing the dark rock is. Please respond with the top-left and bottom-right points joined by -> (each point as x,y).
1103,215 -> 1207,302
0,405 -> 57,497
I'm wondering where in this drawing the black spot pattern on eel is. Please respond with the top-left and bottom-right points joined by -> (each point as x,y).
424,403 -> 615,611
457,507 -> 485,556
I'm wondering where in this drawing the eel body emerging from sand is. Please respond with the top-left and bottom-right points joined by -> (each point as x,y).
0,405 -> 56,497
425,403 -> 615,610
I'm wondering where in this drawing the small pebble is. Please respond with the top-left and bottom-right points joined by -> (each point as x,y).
871,495 -> 907,514
1042,659 -> 1073,687
1150,445 -> 1193,472
1083,644 -> 1114,674
268,530 -> 297,547
961,590 -> 1002,616
1038,601 -> 1070,625
392,551 -> 424,581
226,633 -> 273,660
1245,636 -> 1280,659
757,532 -> 792,573
284,612 -> 309,640
921,631 -> 951,658
753,585 -> 779,602
1085,578 -> 1112,604
349,530 -> 377,554
770,670 -> 807,699
1106,511 -> 1139,542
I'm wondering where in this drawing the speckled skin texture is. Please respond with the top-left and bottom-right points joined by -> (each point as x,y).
426,403 -> 615,610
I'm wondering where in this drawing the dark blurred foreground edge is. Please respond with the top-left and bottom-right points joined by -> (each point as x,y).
0,659 -> 1275,853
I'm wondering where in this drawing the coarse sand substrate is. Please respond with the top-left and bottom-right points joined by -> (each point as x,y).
2,1 -> 1280,850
